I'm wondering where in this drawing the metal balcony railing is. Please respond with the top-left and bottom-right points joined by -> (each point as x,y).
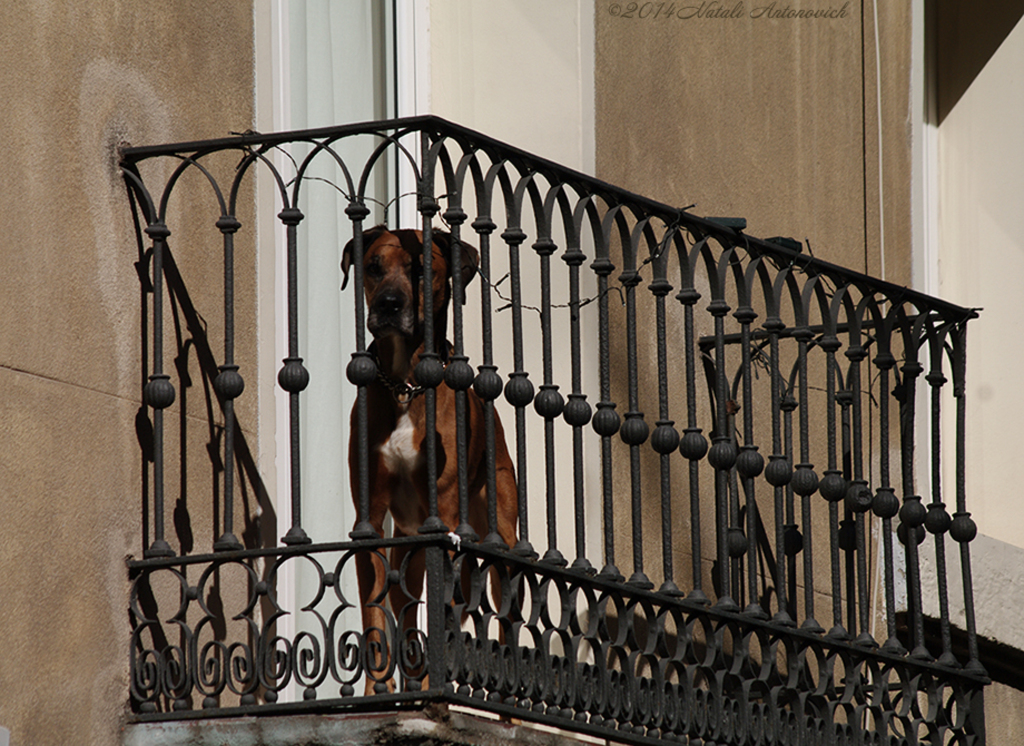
121,117 -> 987,745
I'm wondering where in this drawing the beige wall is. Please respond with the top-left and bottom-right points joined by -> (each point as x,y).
0,3 -> 255,745
595,3 -> 911,283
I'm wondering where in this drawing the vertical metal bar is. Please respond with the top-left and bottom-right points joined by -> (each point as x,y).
346,205 -> 377,539
874,348 -> 903,653
847,342 -> 875,646
708,292 -> 737,610
592,254 -> 620,580
535,237 -> 565,566
927,362 -> 955,664
444,208 -> 476,542
793,326 -> 821,631
900,358 -> 929,659
563,241 -> 592,572
763,314 -> 792,624
502,225 -> 535,557
678,283 -> 708,604
425,542 -> 448,690
621,264 -> 651,589
417,177 -> 445,534
820,337 -> 847,638
143,222 -> 175,558
841,397 -> 856,635
782,393 -> 799,620
735,303 -> 764,617
472,217 -> 505,549
952,326 -> 983,674
278,207 -> 310,545
651,272 -> 679,594
214,215 -> 243,551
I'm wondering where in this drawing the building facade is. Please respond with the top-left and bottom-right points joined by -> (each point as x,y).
1,1 -> 1021,744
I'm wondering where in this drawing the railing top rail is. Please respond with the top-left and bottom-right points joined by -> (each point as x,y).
120,115 -> 978,325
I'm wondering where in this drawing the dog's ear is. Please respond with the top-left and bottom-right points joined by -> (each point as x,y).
433,231 -> 479,302
341,224 -> 387,290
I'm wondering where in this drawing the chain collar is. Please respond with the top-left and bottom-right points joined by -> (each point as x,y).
371,347 -> 448,405
376,367 -> 425,404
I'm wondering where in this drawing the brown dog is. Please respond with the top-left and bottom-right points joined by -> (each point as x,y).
341,226 -> 518,691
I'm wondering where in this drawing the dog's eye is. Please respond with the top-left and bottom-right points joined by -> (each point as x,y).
365,262 -> 384,279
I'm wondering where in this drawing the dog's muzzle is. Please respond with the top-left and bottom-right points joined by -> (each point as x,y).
367,290 -> 414,337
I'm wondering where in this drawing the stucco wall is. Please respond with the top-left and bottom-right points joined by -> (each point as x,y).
0,3 -> 256,745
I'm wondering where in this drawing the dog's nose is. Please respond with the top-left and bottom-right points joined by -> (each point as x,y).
374,292 -> 406,316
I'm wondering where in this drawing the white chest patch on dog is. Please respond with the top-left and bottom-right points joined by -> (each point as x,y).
380,411 -> 421,473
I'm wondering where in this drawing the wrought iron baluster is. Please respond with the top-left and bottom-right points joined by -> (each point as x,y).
763,313 -> 792,624
846,338 -> 875,647
473,216 -> 505,549
873,345 -> 903,653
620,258 -> 651,589
143,222 -> 175,559
792,323 -> 821,631
417,180 -> 445,534
651,268 -> 680,594
952,326 -> 984,674
927,348 -> 955,664
535,235 -> 565,566
676,253 -> 708,604
214,214 -> 243,552
562,238 -> 593,572
444,206 -> 477,542
708,277 -> 737,610
278,206 -> 311,546
899,357 -> 929,659
819,332 -> 847,639
735,299 -> 764,617
502,224 -> 535,557
346,203 -> 376,539
592,250 -> 620,580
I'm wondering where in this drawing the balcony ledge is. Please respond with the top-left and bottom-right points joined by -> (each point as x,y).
123,704 -> 605,746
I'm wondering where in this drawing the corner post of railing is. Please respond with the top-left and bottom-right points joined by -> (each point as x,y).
950,322 -> 984,676
562,238 -> 593,573
707,294 -> 737,610
925,353 -> 956,666
277,204 -> 311,546
471,215 -> 506,550
650,271 -> 680,595
734,302 -> 765,617
345,201 -> 377,539
443,204 -> 478,544
620,262 -> 652,590
946,339 -> 978,679
791,324 -> 822,631
762,314 -> 792,623
534,234 -> 566,567
592,252 -> 621,581
872,346 -> 903,654
143,221 -> 176,559
677,282 -> 708,604
501,223 -> 536,558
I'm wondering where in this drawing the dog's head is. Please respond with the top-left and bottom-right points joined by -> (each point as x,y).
341,226 -> 479,342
